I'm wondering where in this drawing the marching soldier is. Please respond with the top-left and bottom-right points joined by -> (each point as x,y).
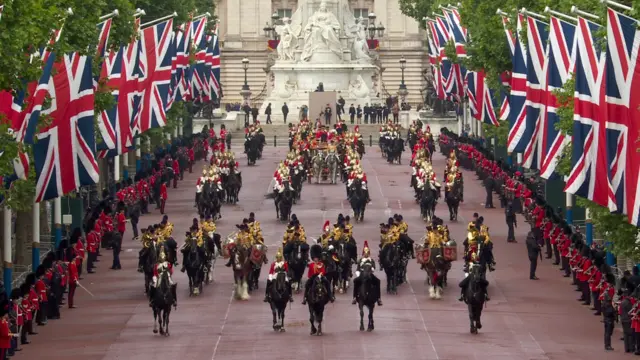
351,241 -> 382,306
263,248 -> 293,303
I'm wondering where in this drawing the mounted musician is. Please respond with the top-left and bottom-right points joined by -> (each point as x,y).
195,166 -> 209,206
317,220 -> 333,249
149,248 -> 177,308
347,164 -> 371,202
264,248 -> 293,303
352,241 -> 383,306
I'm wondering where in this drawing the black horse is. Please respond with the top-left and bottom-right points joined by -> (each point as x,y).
184,244 -> 205,296
225,168 -> 242,204
152,270 -> 174,336
349,179 -> 367,222
379,243 -> 401,294
335,239 -> 354,294
463,264 -> 488,334
386,137 -> 404,164
139,246 -> 157,295
356,263 -> 378,332
269,270 -> 291,332
246,136 -> 260,165
419,187 -> 438,223
275,183 -> 294,221
308,275 -> 330,336
284,241 -> 309,293
445,179 -> 463,221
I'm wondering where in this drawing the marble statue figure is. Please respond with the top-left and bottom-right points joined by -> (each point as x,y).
301,0 -> 343,62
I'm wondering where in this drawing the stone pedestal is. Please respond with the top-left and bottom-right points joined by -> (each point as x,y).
259,62 -> 381,123
418,110 -> 458,135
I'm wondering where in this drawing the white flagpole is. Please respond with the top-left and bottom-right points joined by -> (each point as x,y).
54,197 -> 62,249
141,12 -> 178,29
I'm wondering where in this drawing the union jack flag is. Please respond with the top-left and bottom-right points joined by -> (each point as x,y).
97,40 -> 143,158
500,15 -> 515,121
537,17 -> 576,179
189,19 -> 210,103
507,14 -> 528,153
520,16 -> 549,170
132,19 -> 175,135
34,53 -> 98,202
93,18 -> 113,90
605,8 -> 640,224
208,34 -> 221,100
564,17 -> 617,211
442,8 -> 467,57
427,22 -> 445,100
466,70 -> 499,126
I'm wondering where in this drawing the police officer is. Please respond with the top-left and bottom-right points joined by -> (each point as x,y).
602,292 -> 616,351
526,231 -> 540,280
619,288 -> 635,353
483,174 -> 494,208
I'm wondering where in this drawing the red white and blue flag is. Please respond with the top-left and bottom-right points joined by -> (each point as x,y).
466,70 -> 499,126
427,21 -> 445,100
536,17 -> 575,179
97,39 -> 143,158
442,8 -> 467,58
132,19 -> 175,135
564,17 -> 617,211
604,8 -> 640,224
500,15 -> 515,121
520,16 -> 549,170
208,34 -> 222,100
33,53 -> 98,202
507,14 -> 528,153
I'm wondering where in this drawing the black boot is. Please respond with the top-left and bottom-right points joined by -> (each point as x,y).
171,284 -> 177,308
264,280 -> 271,302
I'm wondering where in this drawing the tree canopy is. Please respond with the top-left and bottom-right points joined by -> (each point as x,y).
0,0 -> 216,211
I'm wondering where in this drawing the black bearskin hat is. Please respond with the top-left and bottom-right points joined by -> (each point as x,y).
10,288 -> 21,300
25,273 -> 36,287
19,284 -> 30,298
535,195 -> 546,206
310,244 -> 322,260
36,265 -> 46,278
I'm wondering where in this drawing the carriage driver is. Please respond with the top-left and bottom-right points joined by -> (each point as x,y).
264,248 -> 294,303
351,241 -> 383,306
150,248 -> 178,308
302,244 -> 335,305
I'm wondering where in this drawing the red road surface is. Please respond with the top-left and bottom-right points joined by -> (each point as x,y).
19,144 -> 624,360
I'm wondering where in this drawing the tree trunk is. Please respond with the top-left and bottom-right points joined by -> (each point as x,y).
14,210 -> 32,268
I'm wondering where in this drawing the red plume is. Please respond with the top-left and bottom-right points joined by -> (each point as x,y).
364,240 -> 369,249
244,128 -> 249,134
355,125 -> 359,133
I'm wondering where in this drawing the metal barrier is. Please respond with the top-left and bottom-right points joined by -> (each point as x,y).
11,235 -> 55,288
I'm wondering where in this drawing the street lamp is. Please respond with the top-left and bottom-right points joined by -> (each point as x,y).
242,58 -> 250,90
366,13 -> 385,40
399,56 -> 407,90
263,12 -> 280,39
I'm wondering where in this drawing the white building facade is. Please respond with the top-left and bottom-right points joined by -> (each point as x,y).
214,0 -> 428,108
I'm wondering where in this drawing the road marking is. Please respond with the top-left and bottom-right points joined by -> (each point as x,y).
211,291 -> 234,360
397,199 -> 402,209
407,278 -> 439,359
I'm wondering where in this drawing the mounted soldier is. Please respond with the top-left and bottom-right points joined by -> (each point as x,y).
302,244 -> 335,305
317,220 -> 333,249
149,248 -> 177,308
264,248 -> 293,303
352,241 -> 382,306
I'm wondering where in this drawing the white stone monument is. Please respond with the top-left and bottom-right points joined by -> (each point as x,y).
259,0 -> 381,122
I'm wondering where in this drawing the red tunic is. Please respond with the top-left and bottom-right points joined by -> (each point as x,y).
35,279 -> 48,302
68,261 -> 79,284
0,319 -> 10,349
188,148 -> 195,162
160,183 -> 168,200
153,263 -> 173,278
578,259 -> 592,282
589,269 -> 602,292
598,283 -> 615,301
268,262 -> 289,275
172,159 -> 180,173
14,303 -> 23,326
87,231 -> 99,253
75,238 -> 85,258
307,261 -> 326,278
21,299 -> 31,321
117,212 -> 126,233
29,287 -> 39,311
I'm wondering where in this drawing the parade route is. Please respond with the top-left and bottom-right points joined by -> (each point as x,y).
20,144 -> 625,360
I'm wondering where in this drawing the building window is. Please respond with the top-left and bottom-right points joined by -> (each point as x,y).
277,8 -> 292,20
353,8 -> 369,26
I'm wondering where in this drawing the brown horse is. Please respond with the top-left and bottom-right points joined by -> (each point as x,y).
230,245 -> 253,300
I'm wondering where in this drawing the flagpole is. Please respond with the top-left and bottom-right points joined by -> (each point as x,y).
3,206 -> 12,293
600,0 -> 634,11
565,186 -> 573,225
114,154 -> 120,183
140,12 -> 178,29
54,197 -> 62,249
585,208 -> 593,246
99,9 -> 119,21
135,138 -> 141,172
520,8 -> 547,20
544,7 -> 578,22
570,6 -> 601,20
122,151 -> 129,180
192,12 -> 211,21
32,202 -> 40,269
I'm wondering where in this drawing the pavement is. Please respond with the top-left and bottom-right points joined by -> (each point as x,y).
17,144 -> 627,360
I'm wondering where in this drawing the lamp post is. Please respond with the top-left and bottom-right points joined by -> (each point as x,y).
263,12 -> 280,40
397,56 -> 408,104
366,13 -> 385,40
240,58 -> 252,105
